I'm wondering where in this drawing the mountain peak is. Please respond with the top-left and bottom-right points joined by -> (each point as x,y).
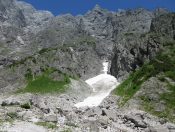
88,4 -> 109,15
94,4 -> 101,10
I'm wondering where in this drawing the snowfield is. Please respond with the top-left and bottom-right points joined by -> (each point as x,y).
75,61 -> 120,108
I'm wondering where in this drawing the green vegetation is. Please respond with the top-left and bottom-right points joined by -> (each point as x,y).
0,119 -> 4,126
35,122 -> 57,129
20,103 -> 31,109
1,102 -> 7,106
38,47 -> 57,54
114,40 -> 175,122
77,36 -> 96,46
17,68 -> 70,94
140,88 -> 175,123
0,112 -> 18,124
22,75 -> 69,94
114,63 -> 156,106
66,122 -> 78,127
124,32 -> 134,36
9,56 -> 35,68
158,82 -> 175,123
114,41 -> 175,105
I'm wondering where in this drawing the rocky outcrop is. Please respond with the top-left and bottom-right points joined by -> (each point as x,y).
110,11 -> 175,80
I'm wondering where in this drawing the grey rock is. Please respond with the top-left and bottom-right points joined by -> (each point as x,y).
154,102 -> 166,112
110,12 -> 175,80
0,0 -> 174,93
10,100 -> 20,105
98,116 -> 109,128
30,95 -> 50,114
102,109 -> 117,121
167,123 -> 175,131
43,115 -> 57,122
57,116 -> 66,125
68,79 -> 93,101
147,126 -> 169,132
1,99 -> 20,106
124,114 -> 147,128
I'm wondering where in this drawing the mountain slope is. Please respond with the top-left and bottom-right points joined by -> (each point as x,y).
0,0 -> 175,131
114,40 -> 175,122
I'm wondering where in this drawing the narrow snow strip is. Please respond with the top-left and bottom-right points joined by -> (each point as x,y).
102,61 -> 108,74
85,61 -> 108,86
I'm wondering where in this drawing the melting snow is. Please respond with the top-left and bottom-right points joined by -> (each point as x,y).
75,61 -> 120,108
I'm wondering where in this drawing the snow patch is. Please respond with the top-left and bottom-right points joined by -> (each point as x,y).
17,36 -> 25,45
75,61 -> 120,108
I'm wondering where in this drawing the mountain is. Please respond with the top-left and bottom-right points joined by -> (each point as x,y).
0,0 -> 175,131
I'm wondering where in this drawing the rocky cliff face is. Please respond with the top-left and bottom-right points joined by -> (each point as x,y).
110,11 -> 175,80
0,0 -> 174,91
0,0 -> 174,92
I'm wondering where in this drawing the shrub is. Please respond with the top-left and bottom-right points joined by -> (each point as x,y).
20,103 -> 31,109
165,71 -> 175,81
124,32 -> 134,36
66,122 -> 78,127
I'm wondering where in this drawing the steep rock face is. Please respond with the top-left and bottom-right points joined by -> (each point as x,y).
0,0 -> 53,66
0,0 -> 26,27
112,8 -> 153,36
110,8 -> 154,80
0,1 -> 104,92
150,13 -> 175,40
110,11 -> 174,80
0,0 -> 174,92
15,0 -> 53,32
110,33 -> 162,80
77,5 -> 115,57
0,39 -> 102,92
31,14 -> 81,50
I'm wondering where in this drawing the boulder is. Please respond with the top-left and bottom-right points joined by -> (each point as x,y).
1,99 -> 20,106
101,109 -> 117,121
98,116 -> 109,128
124,114 -> 147,128
30,96 -> 50,114
146,126 -> 169,132
43,115 -> 57,122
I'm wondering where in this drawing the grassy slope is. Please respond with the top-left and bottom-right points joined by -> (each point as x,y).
114,41 -> 175,122
17,68 -> 70,94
